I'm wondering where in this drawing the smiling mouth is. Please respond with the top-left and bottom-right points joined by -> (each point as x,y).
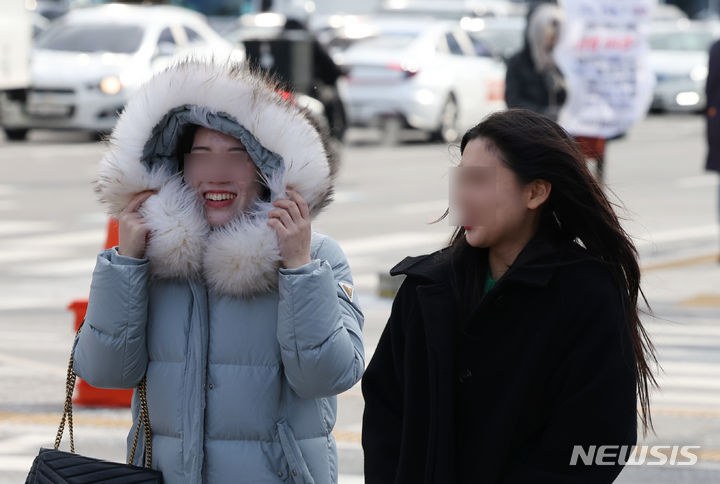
204,191 -> 237,201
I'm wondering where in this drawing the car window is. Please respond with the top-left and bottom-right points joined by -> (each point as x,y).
453,30 -> 481,56
445,32 -> 464,55
35,23 -> 145,53
158,27 -> 176,45
470,29 -> 524,58
468,34 -> 493,57
184,26 -> 202,43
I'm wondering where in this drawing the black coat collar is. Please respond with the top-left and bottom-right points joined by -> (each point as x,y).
390,229 -> 594,289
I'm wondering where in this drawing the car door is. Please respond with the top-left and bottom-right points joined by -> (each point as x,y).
435,29 -> 483,130
450,28 -> 506,129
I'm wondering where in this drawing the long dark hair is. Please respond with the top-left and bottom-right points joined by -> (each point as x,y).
440,109 -> 657,435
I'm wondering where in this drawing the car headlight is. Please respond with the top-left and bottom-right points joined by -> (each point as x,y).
676,91 -> 700,106
415,88 -> 435,105
100,76 -> 123,95
691,65 -> 708,82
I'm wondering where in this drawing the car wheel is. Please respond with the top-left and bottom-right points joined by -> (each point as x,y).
4,128 -> 29,141
432,96 -> 459,143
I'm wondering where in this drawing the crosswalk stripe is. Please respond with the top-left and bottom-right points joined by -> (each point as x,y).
644,318 -> 720,414
0,248 -> 76,264
0,434 -> 51,454
0,229 -> 105,249
0,455 -> 36,473
655,377 -> 720,390
0,221 -> 57,237
338,231 -> 449,256
7,259 -> 96,277
651,391 -> 720,406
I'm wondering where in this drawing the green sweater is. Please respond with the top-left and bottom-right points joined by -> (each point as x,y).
484,269 -> 496,295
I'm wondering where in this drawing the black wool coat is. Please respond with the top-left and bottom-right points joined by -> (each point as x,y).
504,49 -> 567,121
361,231 -> 638,484
706,39 -> 720,172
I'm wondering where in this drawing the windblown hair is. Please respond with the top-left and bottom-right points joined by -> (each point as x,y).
439,108 -> 657,435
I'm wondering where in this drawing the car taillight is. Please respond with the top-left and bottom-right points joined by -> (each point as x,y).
486,79 -> 505,102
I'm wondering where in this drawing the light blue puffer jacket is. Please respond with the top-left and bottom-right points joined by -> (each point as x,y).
73,233 -> 363,484
71,60 -> 365,484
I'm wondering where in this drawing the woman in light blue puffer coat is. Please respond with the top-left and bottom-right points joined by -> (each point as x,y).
72,59 -> 364,484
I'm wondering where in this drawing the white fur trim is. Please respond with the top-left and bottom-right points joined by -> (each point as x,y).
139,176 -> 209,279
95,59 -> 336,297
203,216 -> 282,298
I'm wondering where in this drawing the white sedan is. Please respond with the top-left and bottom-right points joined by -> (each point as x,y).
0,3 -> 244,140
335,18 -> 506,143
649,22 -> 719,113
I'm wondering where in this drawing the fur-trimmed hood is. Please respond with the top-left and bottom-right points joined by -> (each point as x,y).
95,59 -> 338,297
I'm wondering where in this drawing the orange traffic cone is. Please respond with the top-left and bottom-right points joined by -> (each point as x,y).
68,217 -> 133,407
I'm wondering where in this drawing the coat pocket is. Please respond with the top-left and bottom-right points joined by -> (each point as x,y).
276,418 -> 316,484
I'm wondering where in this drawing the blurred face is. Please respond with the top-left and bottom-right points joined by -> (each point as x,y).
183,127 -> 262,227
453,138 -> 549,248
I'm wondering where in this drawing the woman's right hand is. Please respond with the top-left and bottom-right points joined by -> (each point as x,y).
117,190 -> 156,259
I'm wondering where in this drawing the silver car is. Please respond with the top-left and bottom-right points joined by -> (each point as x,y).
336,18 -> 506,143
649,22 -> 720,113
0,3 -> 243,140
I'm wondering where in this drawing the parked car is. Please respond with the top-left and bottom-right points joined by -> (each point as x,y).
335,18 -> 506,143
649,22 -> 720,113
0,3 -> 243,140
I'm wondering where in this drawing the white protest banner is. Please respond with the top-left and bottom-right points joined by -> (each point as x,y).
555,0 -> 657,138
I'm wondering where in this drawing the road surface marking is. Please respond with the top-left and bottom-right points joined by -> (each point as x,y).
642,253 -> 719,272
633,224 -> 719,247
0,221 -> 57,237
678,294 -> 720,307
677,174 -> 720,188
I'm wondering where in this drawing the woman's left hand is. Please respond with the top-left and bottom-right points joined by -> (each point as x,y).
268,187 -> 312,269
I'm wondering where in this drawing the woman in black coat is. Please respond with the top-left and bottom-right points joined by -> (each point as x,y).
361,109 -> 657,483
706,38 -> 720,237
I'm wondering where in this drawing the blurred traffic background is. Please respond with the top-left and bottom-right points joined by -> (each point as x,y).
1,0 -> 719,483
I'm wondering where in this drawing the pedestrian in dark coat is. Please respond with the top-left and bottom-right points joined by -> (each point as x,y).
705,39 -> 720,235
362,109 -> 657,483
505,2 -> 567,120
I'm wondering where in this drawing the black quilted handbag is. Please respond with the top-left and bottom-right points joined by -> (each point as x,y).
25,326 -> 163,483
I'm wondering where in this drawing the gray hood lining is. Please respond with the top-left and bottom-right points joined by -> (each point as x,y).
141,104 -> 285,183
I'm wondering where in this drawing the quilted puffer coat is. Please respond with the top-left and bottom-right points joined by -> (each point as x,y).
72,59 -> 365,484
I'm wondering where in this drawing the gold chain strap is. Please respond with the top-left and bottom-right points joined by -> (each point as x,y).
54,324 -> 153,468
53,349 -> 77,452
128,376 -> 152,467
